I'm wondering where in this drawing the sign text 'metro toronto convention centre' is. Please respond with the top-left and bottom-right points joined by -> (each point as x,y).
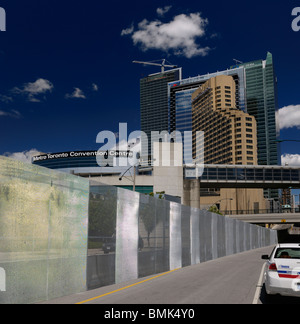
32,150 -> 133,163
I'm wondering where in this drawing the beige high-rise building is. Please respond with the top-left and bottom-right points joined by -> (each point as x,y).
191,75 -> 267,213
192,75 -> 257,165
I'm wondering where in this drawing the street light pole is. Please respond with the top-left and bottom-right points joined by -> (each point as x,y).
119,162 -> 139,192
212,198 -> 233,215
119,158 -> 149,192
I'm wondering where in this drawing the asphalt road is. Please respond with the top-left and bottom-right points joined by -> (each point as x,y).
41,246 -> 300,305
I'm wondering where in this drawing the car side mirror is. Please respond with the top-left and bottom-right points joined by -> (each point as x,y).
261,255 -> 269,260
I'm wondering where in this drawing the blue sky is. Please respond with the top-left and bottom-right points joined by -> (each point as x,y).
0,0 -> 300,199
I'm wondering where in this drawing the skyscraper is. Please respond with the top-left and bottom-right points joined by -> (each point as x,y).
191,75 -> 266,212
140,68 -> 182,161
233,52 -> 280,199
232,52 -> 280,166
191,75 -> 258,165
168,67 -> 247,164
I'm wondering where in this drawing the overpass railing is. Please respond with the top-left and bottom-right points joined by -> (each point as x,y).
221,208 -> 300,216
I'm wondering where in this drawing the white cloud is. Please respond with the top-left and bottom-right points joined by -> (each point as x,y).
121,13 -> 210,58
0,109 -> 22,119
65,87 -> 86,99
4,149 -> 42,164
0,94 -> 13,103
121,24 -> 134,36
13,78 -> 53,102
23,79 -> 53,95
157,6 -> 172,17
92,83 -> 99,91
278,105 -> 300,129
281,154 -> 300,166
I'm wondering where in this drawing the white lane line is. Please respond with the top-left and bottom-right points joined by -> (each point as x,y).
252,264 -> 266,304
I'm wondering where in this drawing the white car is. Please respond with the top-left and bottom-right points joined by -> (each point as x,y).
262,244 -> 300,298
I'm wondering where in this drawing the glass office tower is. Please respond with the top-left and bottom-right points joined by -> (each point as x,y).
140,68 -> 182,161
233,52 -> 280,199
234,52 -> 280,166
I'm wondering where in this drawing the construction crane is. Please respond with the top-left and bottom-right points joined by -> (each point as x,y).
132,59 -> 177,73
233,58 -> 243,65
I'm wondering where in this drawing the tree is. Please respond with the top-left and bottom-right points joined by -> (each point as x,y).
208,205 -> 223,216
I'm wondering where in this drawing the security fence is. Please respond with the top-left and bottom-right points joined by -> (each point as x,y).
0,156 -> 277,304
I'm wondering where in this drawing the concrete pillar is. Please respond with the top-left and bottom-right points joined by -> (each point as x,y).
190,180 -> 200,209
183,179 -> 200,209
183,180 -> 191,207
153,142 -> 183,200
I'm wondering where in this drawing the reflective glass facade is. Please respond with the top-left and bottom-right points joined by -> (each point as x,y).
34,156 -> 102,169
236,53 -> 280,168
235,53 -> 280,199
32,152 -> 130,176
140,68 -> 182,159
168,67 -> 247,164
174,89 -> 195,162
169,67 -> 247,130
185,165 -> 300,189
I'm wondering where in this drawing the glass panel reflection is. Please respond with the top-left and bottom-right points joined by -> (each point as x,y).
87,184 -> 117,289
0,156 -> 89,304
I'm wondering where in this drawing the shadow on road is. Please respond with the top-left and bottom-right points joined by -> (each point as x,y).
259,284 -> 300,304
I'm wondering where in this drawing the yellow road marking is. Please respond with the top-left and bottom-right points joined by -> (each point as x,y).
76,269 -> 179,304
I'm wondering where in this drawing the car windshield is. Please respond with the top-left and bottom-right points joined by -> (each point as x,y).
274,248 -> 300,259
